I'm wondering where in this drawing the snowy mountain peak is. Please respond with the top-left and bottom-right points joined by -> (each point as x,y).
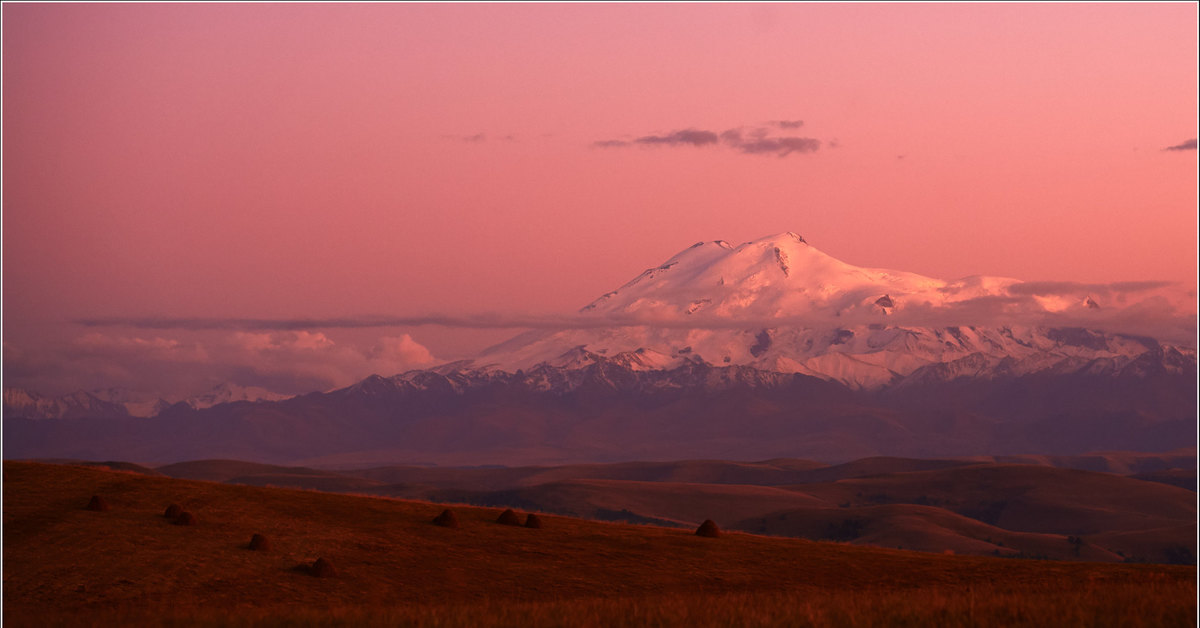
185,383 -> 290,410
578,231 -> 949,321
748,231 -> 807,246
477,232 -> 1190,388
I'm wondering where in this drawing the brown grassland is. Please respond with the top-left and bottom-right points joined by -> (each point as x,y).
3,461 -> 1196,627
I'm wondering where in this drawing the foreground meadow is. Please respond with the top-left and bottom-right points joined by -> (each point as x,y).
3,461 -> 1195,627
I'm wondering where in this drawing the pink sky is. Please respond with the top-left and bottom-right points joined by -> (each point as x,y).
3,3 -> 1197,397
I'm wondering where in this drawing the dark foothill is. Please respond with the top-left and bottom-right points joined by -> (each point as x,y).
249,534 -> 270,551
86,495 -> 109,512
524,513 -> 543,529
164,503 -> 182,518
174,511 -> 197,526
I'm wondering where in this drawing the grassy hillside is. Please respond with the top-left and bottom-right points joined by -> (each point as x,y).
427,478 -> 829,527
143,456 -> 1197,563
736,504 -> 1127,561
786,464 -> 1196,535
344,457 -> 831,490
3,461 -> 1196,626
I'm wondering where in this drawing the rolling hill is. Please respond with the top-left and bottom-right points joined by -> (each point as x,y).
3,461 -> 1194,627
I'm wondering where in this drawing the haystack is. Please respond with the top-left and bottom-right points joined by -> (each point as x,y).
433,509 -> 459,528
311,557 -> 336,578
524,513 -> 543,529
174,511 -> 197,526
164,503 -> 182,518
86,495 -> 109,512
248,534 -> 271,551
496,508 -> 521,526
695,519 -> 721,538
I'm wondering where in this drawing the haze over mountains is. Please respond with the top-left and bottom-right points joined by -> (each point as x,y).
4,232 -> 1195,465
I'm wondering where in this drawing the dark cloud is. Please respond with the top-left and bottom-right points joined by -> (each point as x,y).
596,123 -> 822,158
633,129 -> 720,147
1163,139 -> 1197,151
734,136 -> 821,156
444,133 -> 512,143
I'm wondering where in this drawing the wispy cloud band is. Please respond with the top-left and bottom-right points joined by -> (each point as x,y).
594,121 -> 821,158
74,292 -> 1194,343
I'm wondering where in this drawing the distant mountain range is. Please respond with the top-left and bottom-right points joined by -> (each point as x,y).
3,232 -> 1194,465
3,383 -> 289,420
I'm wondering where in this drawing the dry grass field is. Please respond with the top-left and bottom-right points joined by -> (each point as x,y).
3,461 -> 1195,627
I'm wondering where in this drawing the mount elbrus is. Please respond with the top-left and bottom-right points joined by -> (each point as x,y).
476,231 -> 1191,388
3,233 -> 1194,465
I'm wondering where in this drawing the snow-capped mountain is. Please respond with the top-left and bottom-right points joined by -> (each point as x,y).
2,388 -> 131,420
88,387 -> 172,418
183,383 -> 290,410
3,232 -> 1193,465
473,232 -> 1192,388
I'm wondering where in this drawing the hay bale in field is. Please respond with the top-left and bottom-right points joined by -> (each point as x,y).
164,503 -> 182,518
695,519 -> 721,538
524,513 -> 543,529
496,508 -> 521,526
432,509 -> 458,528
248,534 -> 270,551
311,557 -> 336,578
86,495 -> 109,512
173,511 -> 197,526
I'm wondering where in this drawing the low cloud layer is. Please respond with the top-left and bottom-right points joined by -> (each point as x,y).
4,331 -> 437,401
74,279 -> 1194,343
595,122 -> 822,158
1003,280 -> 1175,296
1163,138 -> 1197,151
21,279 -> 1192,399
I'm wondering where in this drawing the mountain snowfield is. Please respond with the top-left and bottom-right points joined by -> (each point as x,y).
471,232 -> 1192,389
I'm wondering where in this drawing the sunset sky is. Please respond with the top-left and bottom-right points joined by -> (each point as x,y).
3,3 -> 1197,398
